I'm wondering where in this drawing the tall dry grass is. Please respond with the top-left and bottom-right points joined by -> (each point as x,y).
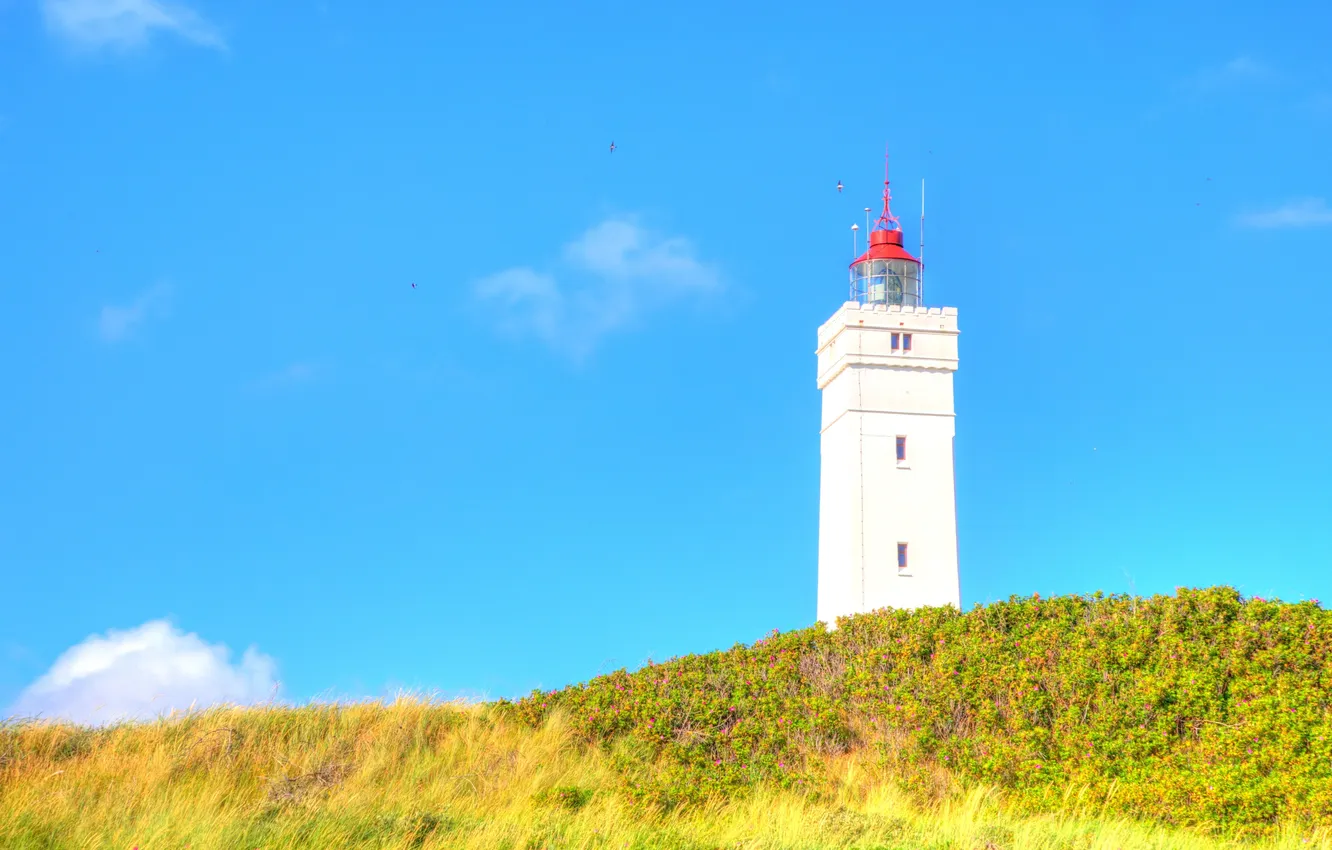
1,695 -> 1328,849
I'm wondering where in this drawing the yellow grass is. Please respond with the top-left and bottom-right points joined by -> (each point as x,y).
1,696 -> 1328,850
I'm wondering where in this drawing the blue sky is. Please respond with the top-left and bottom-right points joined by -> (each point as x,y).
1,0 -> 1330,725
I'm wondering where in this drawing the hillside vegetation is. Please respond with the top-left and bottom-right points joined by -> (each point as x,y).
1,586 -> 1329,849
508,587 -> 1331,837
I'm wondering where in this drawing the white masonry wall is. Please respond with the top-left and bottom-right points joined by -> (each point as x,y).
816,301 -> 961,628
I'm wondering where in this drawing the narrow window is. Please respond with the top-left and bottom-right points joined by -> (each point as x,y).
903,333 -> 913,351
891,333 -> 900,350
896,436 -> 907,462
897,543 -> 909,570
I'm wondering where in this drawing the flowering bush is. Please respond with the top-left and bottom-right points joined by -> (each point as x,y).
501,587 -> 1332,837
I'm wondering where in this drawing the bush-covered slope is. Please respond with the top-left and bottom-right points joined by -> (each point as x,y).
504,586 -> 1332,837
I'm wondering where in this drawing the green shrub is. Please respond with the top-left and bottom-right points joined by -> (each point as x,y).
502,586 -> 1331,838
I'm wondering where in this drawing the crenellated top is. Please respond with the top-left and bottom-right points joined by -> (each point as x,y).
817,301 -> 958,344
816,301 -> 960,390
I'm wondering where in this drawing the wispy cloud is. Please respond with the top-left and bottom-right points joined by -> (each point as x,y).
1183,56 -> 1277,92
98,282 -> 170,343
1235,198 -> 1332,229
42,0 -> 225,51
6,621 -> 279,727
473,217 -> 722,359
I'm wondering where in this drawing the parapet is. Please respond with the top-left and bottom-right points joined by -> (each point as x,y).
849,301 -> 957,317
817,301 -> 960,350
815,300 -> 960,388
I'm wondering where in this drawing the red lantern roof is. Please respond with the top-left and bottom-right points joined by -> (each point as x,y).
849,148 -> 920,268
851,228 -> 919,265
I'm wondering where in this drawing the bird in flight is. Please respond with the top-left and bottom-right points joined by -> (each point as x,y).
411,283 -> 417,289
609,141 -> 616,153
836,181 -> 843,193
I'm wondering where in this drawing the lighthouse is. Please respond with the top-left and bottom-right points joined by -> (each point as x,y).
816,155 -> 960,627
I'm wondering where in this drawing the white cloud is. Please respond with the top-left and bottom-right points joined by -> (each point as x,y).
6,621 -> 278,727
1235,198 -> 1332,229
473,217 -> 722,359
98,282 -> 170,342
43,0 -> 225,51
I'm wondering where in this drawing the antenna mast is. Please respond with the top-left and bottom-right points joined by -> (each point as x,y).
850,223 -> 860,299
919,179 -> 926,306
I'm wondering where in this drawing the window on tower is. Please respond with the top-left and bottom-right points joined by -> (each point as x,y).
897,543 -> 909,570
903,333 -> 913,351
891,333 -> 900,350
896,436 -> 907,462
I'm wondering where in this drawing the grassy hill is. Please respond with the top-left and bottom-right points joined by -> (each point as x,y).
2,586 -> 1329,849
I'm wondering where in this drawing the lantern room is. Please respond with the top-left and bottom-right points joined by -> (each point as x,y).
849,155 -> 921,307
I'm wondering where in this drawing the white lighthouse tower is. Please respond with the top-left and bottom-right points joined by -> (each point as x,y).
816,154 -> 960,627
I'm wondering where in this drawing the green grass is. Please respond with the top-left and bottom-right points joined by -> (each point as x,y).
2,586 -> 1328,848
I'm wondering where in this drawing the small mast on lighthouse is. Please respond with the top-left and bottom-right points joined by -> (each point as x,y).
848,150 -> 922,308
